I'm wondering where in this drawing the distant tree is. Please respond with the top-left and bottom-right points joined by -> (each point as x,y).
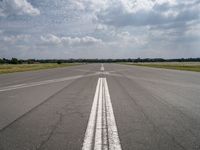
27,59 -> 35,64
1,57 -> 200,64
18,59 -> 23,64
2,58 -> 9,64
0,58 -> 3,64
10,58 -> 19,64
57,60 -> 62,64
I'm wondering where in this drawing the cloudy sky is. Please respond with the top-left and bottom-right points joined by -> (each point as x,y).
0,0 -> 200,59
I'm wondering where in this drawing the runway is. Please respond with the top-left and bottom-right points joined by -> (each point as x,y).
0,63 -> 200,150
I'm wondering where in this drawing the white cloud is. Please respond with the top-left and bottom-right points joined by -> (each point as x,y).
96,24 -> 108,31
3,34 -> 30,44
41,34 -> 61,45
68,0 -> 86,10
0,0 -> 200,59
115,31 -> 148,47
85,0 -> 109,12
40,34 -> 103,46
162,10 -> 179,17
0,0 -> 40,16
185,22 -> 200,37
97,0 -> 200,27
0,30 -> 3,34
122,0 -> 177,13
76,0 -> 177,13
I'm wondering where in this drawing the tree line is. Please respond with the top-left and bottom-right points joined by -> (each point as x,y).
0,57 -> 200,64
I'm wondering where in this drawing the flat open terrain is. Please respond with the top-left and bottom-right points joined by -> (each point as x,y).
0,63 -> 200,150
126,62 -> 200,72
0,63 -> 80,74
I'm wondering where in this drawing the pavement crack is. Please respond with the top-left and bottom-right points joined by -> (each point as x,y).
36,112 -> 64,150
112,74 -> 187,150
0,69 -> 93,134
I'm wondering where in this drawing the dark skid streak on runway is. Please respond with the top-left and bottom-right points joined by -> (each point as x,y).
0,63 -> 200,150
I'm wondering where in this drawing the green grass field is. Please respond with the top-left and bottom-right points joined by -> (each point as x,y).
125,62 -> 200,72
0,63 -> 81,74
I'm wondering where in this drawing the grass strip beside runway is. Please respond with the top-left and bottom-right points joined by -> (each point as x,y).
0,63 -> 80,74
126,62 -> 200,72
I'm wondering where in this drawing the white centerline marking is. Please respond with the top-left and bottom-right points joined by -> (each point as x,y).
82,78 -> 101,150
82,78 -> 122,150
104,78 -> 122,150
101,64 -> 105,71
94,79 -> 103,150
102,81 -> 108,150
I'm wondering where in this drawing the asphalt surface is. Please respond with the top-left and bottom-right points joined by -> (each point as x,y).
0,63 -> 200,150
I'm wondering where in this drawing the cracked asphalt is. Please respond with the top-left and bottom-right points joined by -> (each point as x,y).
0,63 -> 200,150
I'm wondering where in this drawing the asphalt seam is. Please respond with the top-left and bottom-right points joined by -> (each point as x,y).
0,70 -> 95,133
116,70 -> 200,139
112,73 -> 187,150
